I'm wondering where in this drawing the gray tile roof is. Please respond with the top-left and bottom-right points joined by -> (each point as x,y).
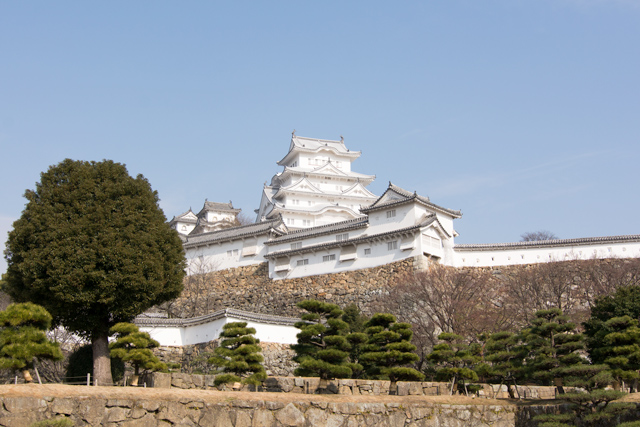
265,217 -> 369,246
198,201 -> 242,216
265,215 -> 438,258
455,234 -> 640,251
183,217 -> 285,248
135,308 -> 299,327
361,183 -> 462,218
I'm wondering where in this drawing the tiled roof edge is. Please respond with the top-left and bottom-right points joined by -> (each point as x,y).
454,235 -> 640,251
135,308 -> 300,328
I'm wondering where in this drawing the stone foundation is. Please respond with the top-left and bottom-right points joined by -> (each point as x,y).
162,259 -> 416,319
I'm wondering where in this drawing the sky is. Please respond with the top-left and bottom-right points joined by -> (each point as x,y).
1,1 -> 639,275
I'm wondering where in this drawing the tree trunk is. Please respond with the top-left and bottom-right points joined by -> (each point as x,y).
92,334 -> 113,386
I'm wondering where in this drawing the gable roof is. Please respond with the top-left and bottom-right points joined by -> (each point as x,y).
197,201 -> 241,217
183,217 -> 286,248
265,217 -> 369,246
361,183 -> 462,218
277,135 -> 361,165
169,209 -> 198,225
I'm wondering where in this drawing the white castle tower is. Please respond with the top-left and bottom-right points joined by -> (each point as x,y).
255,132 -> 378,229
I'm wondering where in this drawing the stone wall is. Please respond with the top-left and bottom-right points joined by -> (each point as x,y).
0,384 -> 534,427
162,258 -> 416,319
148,372 -> 562,400
154,342 -> 297,377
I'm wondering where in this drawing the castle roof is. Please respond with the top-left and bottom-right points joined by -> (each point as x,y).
455,234 -> 640,251
183,217 -> 286,248
277,135 -> 361,166
169,209 -> 198,225
265,214 -> 440,259
265,217 -> 369,245
361,183 -> 462,218
197,201 -> 241,217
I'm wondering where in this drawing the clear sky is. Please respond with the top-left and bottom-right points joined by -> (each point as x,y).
1,1 -> 639,274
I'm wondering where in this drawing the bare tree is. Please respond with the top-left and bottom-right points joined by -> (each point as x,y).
34,327 -> 86,383
379,265 -> 514,369
163,256 -> 220,318
520,230 -> 558,241
235,212 -> 254,226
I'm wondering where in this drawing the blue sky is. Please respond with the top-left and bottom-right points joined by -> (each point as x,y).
1,1 -> 639,274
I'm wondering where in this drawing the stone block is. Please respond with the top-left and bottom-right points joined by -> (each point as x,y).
275,403 -> 305,426
396,382 -> 410,396
152,372 -> 172,389
192,374 -> 205,388
408,382 -> 423,395
104,407 -> 128,423
338,386 -> 352,395
3,397 -> 47,413
51,398 -> 76,415
252,408 -> 275,427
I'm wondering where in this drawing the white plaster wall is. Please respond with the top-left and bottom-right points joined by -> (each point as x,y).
184,235 -> 269,273
453,240 -> 640,268
269,236 -> 421,280
140,317 -> 299,347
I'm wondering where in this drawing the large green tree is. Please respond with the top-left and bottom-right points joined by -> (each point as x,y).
3,159 -> 186,385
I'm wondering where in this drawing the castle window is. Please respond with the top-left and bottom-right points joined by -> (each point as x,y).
291,242 -> 302,250
387,209 -> 396,218
323,254 -> 336,262
387,241 -> 398,251
181,225 -> 187,231
336,233 -> 349,242
364,248 -> 371,255
296,259 -> 309,266
302,219 -> 311,226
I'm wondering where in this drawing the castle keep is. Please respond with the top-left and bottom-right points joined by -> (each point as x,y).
169,133 -> 640,279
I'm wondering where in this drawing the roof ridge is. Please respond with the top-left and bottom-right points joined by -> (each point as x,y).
455,234 -> 640,249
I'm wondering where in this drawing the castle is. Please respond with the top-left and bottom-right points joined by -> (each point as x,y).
169,133 -> 640,279
140,133 -> 640,347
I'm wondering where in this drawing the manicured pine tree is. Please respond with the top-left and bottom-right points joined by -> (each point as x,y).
427,332 -> 479,395
0,303 -> 63,382
482,331 -> 527,399
207,321 -> 266,386
292,300 -> 352,380
599,316 -> 640,391
360,313 -> 424,383
521,308 -> 585,388
533,363 -> 636,427
109,323 -> 166,377
342,304 -> 369,379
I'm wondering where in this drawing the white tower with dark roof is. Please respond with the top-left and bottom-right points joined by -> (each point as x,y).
255,133 -> 378,229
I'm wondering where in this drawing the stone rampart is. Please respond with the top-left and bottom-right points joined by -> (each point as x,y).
164,258 -> 416,319
0,384 -> 536,427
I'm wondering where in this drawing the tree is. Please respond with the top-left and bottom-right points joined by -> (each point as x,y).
292,300 -> 352,380
3,159 -> 186,385
482,331 -> 526,398
0,303 -> 63,382
427,332 -> 479,395
521,308 -> 585,388
109,322 -> 166,380
596,316 -> 640,391
584,285 -> 640,366
360,313 -> 424,383
520,230 -> 558,241
380,265 -> 513,369
208,321 -> 266,386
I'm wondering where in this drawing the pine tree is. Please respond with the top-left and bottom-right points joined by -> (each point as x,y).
522,308 -> 585,388
292,300 -> 352,380
360,313 -> 424,383
599,316 -> 640,391
4,159 -> 185,385
208,322 -> 266,386
0,303 -> 63,382
109,323 -> 166,377
482,331 -> 526,398
427,332 -> 479,395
